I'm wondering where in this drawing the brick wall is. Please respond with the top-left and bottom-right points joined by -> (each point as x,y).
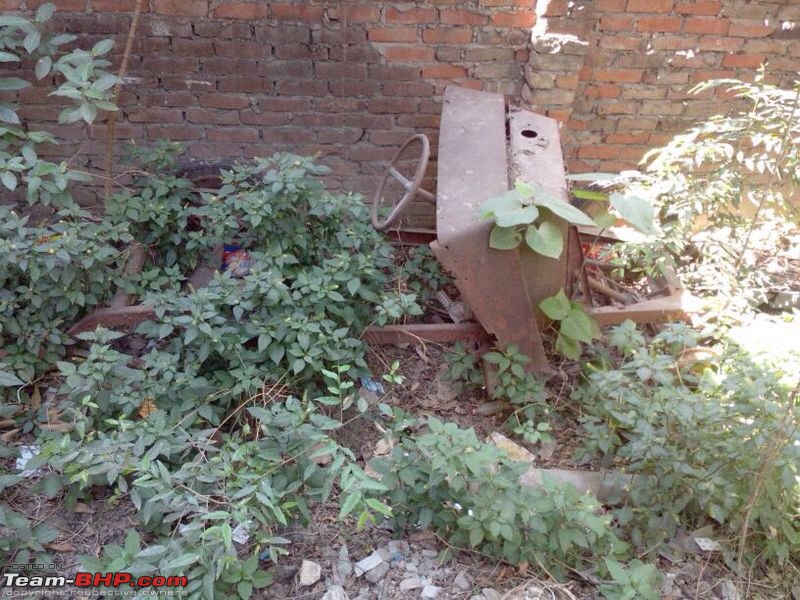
524,0 -> 800,173
4,0 -> 535,214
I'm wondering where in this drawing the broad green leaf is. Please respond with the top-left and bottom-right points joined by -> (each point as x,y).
0,51 -> 19,62
488,225 -> 522,250
0,77 -> 31,91
524,221 -> 563,258
162,553 -> 200,571
0,369 -> 23,386
35,3 -> 56,22
604,558 -> 629,583
35,56 -> 52,80
593,211 -> 617,228
495,205 -> 539,227
1,171 -> 17,191
237,581 -> 253,600
0,16 -> 29,27
480,191 -> 522,220
0,104 -> 19,124
560,307 -> 597,343
23,30 -> 41,54
572,188 -> 608,201
538,289 -> 571,320
79,102 -> 97,123
534,192 -> 596,226
92,39 -> 114,56
610,192 -> 659,235
469,526 -> 484,548
555,333 -> 581,359
91,73 -> 117,92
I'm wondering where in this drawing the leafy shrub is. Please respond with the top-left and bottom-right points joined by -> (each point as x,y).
575,321 -> 800,567
614,74 -> 800,310
372,416 -> 625,577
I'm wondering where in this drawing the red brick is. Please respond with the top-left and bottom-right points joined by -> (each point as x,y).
595,0 -> 625,11
327,5 -> 380,23
592,69 -> 644,83
618,146 -> 648,160
93,0 -> 139,11
696,36 -> 743,51
151,0 -> 207,16
690,69 -> 736,82
386,6 -> 437,24
28,0 -> 85,9
422,28 -> 472,44
199,94 -> 250,110
684,17 -> 729,34
213,2 -> 268,19
329,79 -> 381,96
675,1 -> 720,15
368,98 -> 420,113
555,74 -> 578,89
440,10 -> 489,25
579,145 -> 620,159
271,4 -> 324,21
208,128 -> 260,143
126,108 -> 183,124
721,53 -> 766,68
185,108 -> 239,125
584,84 -> 621,98
275,79 -> 328,96
369,64 -> 420,80
728,20 -> 775,37
368,27 -> 418,42
146,125 -> 203,141
421,64 -> 467,79
240,111 -> 291,126
218,77 -> 271,93
541,0 -> 567,15
606,132 -> 649,144
598,15 -> 633,31
382,81 -> 435,97
265,127 -> 315,144
492,11 -> 536,28
627,0 -> 672,12
383,46 -> 435,62
214,40 -> 266,58
0,0 -> 22,8
637,16 -> 682,32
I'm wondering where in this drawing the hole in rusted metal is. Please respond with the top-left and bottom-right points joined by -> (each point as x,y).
521,129 -> 538,139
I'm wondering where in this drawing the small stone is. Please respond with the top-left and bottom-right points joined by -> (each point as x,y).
420,549 -> 438,558
453,571 -> 471,591
365,561 -> 389,584
399,576 -> 426,591
421,585 -> 441,599
405,562 -> 419,574
337,545 -> 353,579
354,552 -> 383,576
717,579 -> 739,600
377,547 -> 392,563
298,560 -> 321,587
482,589 -> 502,600
489,432 -> 535,462
387,540 -> 410,555
321,585 -> 349,600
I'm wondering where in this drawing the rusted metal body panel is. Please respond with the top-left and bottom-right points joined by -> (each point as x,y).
508,109 -> 571,332
430,87 -> 551,372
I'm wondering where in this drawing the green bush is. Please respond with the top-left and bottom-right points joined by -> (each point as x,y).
575,321 -> 800,567
372,416 -> 626,578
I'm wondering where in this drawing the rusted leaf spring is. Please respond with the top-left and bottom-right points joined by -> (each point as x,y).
67,305 -> 155,337
363,322 -> 491,345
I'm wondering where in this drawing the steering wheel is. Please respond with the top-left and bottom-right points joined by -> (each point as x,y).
371,134 -> 435,231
